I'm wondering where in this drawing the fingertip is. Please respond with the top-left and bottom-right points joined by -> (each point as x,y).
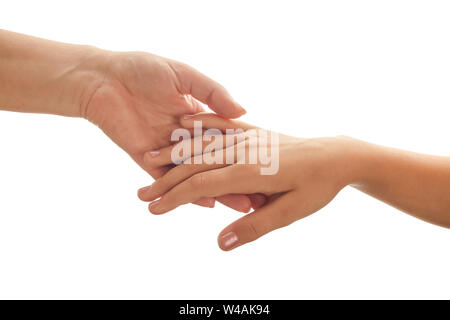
148,199 -> 164,215
216,101 -> 246,119
143,150 -> 161,165
218,231 -> 240,251
194,197 -> 216,208
240,201 -> 252,213
216,194 -> 252,213
212,88 -> 246,119
235,104 -> 247,117
137,185 -> 151,201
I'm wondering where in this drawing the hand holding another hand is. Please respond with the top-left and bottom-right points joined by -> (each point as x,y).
2,30 -> 449,252
138,114 -> 356,250
81,51 -> 255,212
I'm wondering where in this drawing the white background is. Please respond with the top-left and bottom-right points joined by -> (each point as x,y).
1,0 -> 449,299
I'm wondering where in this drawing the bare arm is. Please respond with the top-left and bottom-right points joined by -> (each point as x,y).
349,139 -> 450,227
0,29 -> 102,117
0,30 -> 251,212
138,114 -> 450,250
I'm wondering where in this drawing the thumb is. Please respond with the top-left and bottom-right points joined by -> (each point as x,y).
217,193 -> 297,251
169,61 -> 246,118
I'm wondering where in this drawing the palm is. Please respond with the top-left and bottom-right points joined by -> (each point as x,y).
85,53 -> 207,177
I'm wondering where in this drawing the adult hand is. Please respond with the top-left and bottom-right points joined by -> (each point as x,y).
0,29 -> 254,211
81,51 -> 254,211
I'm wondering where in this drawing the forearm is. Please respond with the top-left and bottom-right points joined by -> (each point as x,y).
0,29 -> 106,117
344,137 -> 450,227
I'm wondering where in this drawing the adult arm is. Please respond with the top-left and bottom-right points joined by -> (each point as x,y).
0,30 -> 252,212
139,114 -> 450,250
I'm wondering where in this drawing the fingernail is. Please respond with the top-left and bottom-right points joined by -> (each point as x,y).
237,104 -> 247,115
148,199 -> 161,213
202,198 -> 215,208
183,114 -> 195,120
138,185 -> 151,194
220,231 -> 239,250
206,198 -> 215,208
149,151 -> 160,157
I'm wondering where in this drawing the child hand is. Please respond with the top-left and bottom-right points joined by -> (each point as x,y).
138,113 -> 356,250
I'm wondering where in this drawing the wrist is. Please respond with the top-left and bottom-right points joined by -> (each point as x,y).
292,136 -> 366,190
333,136 -> 377,188
65,46 -> 114,119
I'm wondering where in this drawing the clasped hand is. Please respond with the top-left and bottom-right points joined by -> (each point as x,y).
138,113 -> 353,251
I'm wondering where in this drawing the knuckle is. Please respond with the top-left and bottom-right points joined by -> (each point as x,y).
151,178 -> 166,195
190,173 -> 207,188
243,220 -> 261,240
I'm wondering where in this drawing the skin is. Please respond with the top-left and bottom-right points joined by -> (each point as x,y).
3,30 -> 449,252
138,113 -> 450,251
0,29 -> 255,212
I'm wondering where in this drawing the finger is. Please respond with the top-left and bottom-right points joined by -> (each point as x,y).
139,181 -> 217,209
180,113 -> 256,132
168,61 -> 246,118
148,165 -> 270,214
139,183 -> 216,209
183,94 -> 205,114
216,194 -> 252,213
193,197 -> 215,208
248,193 -> 268,209
217,192 -> 297,251
143,134 -> 206,168
138,160 -> 228,202
137,159 -> 217,209
144,165 -> 169,180
141,139 -> 246,202
143,130 -> 247,167
139,182 -> 252,213
139,151 -> 252,213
